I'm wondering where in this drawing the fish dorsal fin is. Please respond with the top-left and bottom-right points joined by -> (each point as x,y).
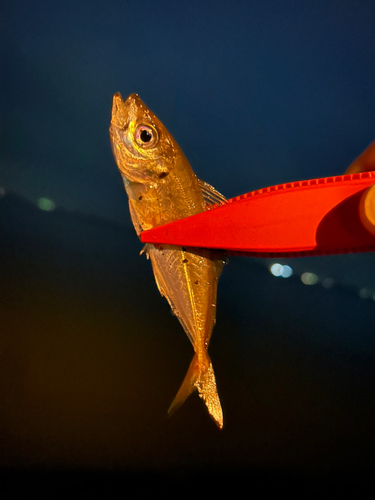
198,179 -> 227,208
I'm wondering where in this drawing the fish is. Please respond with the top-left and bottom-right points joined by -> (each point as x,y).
109,93 -> 227,428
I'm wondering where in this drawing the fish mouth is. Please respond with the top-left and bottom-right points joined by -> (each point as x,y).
111,93 -> 128,129
111,92 -> 151,135
112,91 -> 125,110
124,93 -> 142,106
111,93 -> 146,130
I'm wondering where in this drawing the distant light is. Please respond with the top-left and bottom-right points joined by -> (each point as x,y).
0,187 -> 5,197
270,263 -> 283,277
301,272 -> 318,285
359,288 -> 370,299
281,265 -> 293,278
322,278 -> 335,289
37,197 -> 55,211
269,263 -> 293,278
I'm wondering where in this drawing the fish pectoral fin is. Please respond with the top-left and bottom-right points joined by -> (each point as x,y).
168,351 -> 223,429
198,179 -> 227,208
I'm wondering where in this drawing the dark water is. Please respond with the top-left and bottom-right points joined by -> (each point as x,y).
1,193 -> 375,493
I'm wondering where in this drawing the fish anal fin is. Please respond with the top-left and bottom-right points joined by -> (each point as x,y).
198,179 -> 227,209
168,351 -> 223,429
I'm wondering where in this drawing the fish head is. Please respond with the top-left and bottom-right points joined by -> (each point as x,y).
109,93 -> 177,184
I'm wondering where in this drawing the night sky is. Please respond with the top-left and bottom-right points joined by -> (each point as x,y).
1,0 -> 375,494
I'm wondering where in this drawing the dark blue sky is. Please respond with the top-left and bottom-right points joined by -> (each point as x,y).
2,0 -> 375,221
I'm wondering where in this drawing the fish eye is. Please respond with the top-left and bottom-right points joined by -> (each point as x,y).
135,124 -> 158,149
140,129 -> 151,143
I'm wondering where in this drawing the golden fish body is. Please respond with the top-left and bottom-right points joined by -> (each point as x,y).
109,93 -> 226,428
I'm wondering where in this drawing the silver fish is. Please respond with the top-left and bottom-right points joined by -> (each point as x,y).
109,93 -> 227,428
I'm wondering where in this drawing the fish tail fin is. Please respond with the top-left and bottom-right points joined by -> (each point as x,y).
168,351 -> 223,429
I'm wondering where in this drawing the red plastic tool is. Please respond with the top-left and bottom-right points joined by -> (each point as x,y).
140,171 -> 375,257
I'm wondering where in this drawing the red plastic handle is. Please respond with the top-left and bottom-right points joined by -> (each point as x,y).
141,172 -> 375,257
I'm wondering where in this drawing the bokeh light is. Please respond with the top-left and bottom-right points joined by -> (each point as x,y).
37,197 -> 56,211
301,272 -> 318,285
269,263 -> 293,278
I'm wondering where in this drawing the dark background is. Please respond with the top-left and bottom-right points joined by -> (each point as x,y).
1,0 -> 375,494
